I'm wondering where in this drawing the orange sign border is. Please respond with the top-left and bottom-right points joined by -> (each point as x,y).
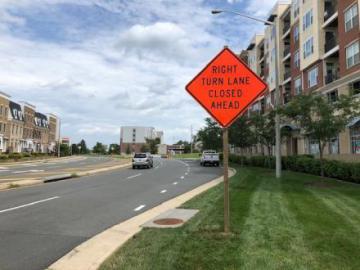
185,47 -> 268,128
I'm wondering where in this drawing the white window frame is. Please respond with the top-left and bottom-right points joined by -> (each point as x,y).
294,50 -> 300,68
346,40 -> 360,69
294,76 -> 302,95
345,3 -> 359,32
303,9 -> 313,31
294,25 -> 299,42
303,37 -> 314,59
308,66 -> 318,88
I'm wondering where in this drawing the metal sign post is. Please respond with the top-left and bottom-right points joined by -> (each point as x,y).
223,127 -> 230,233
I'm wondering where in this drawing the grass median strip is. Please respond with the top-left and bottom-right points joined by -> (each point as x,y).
100,166 -> 360,270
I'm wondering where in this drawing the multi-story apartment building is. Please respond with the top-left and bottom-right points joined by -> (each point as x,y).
0,91 -> 59,154
243,0 -> 360,161
8,101 -> 25,153
120,126 -> 164,153
48,114 -> 58,153
0,92 -> 10,153
22,102 -> 36,152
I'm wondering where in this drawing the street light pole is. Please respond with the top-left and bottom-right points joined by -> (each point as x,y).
212,9 -> 282,178
57,118 -> 61,158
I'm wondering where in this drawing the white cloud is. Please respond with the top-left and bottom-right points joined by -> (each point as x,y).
0,0 -> 270,146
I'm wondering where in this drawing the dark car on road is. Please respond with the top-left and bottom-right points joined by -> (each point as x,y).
132,153 -> 153,169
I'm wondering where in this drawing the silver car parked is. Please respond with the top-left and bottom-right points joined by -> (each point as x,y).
132,153 -> 153,169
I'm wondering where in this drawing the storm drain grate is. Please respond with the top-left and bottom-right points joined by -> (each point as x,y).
142,208 -> 199,228
154,218 -> 184,225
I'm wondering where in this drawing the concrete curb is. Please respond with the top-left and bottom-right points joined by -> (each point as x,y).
48,168 -> 236,270
0,162 -> 132,191
0,156 -> 86,167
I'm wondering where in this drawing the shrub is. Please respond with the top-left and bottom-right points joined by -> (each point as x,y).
229,154 -> 360,184
0,154 -> 9,160
22,153 -> 31,158
9,153 -> 22,160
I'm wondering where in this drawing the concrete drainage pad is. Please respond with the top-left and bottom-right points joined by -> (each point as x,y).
142,208 -> 199,228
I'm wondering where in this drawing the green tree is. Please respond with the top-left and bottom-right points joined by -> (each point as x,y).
140,144 -> 150,153
229,115 -> 256,156
126,145 -> 131,155
280,93 -> 360,177
108,144 -> 120,154
79,139 -> 89,154
60,144 -> 70,157
197,118 -> 222,151
92,142 -> 107,154
250,111 -> 276,158
71,144 -> 79,155
145,138 -> 161,154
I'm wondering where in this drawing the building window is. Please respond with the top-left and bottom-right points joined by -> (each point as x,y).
346,41 -> 360,69
327,89 -> 338,103
309,138 -> 320,155
294,50 -> 300,68
303,9 -> 313,31
294,25 -> 299,42
293,0 -> 299,18
329,136 -> 339,154
308,66 -> 318,88
351,122 -> 360,154
345,4 -> 359,32
294,77 -> 302,95
303,37 -> 314,59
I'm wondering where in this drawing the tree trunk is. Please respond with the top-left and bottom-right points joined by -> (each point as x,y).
319,141 -> 325,177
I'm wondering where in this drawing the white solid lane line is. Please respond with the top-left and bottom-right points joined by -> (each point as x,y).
173,182 -> 178,185
160,189 -> 167,194
134,205 -> 146,212
127,173 -> 142,179
0,196 -> 60,214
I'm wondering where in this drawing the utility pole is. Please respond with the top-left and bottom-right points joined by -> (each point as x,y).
190,125 -> 193,154
57,118 -> 61,158
212,9 -> 282,179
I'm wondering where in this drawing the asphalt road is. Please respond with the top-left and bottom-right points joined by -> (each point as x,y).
0,156 -> 117,181
0,158 -> 222,270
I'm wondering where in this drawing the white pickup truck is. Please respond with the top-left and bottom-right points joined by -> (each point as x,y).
200,150 -> 220,167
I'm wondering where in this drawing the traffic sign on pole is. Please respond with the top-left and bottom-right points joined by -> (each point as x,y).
186,47 -> 267,128
186,47 -> 267,233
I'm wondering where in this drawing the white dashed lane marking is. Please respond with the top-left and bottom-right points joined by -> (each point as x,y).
180,176 -> 185,179
160,189 -> 167,194
127,173 -> 142,179
134,205 -> 146,212
173,182 -> 178,185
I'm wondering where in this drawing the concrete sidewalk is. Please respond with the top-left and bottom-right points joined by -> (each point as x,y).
48,168 -> 236,270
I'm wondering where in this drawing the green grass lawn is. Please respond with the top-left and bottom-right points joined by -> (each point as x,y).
101,166 -> 360,270
173,153 -> 201,159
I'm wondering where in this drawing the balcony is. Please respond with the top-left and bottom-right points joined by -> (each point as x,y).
325,35 -> 338,53
283,92 -> 292,104
283,46 -> 290,58
283,22 -> 291,35
324,1 -> 337,22
325,72 -> 339,85
284,70 -> 291,81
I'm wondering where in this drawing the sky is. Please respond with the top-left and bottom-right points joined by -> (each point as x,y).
0,0 -> 277,147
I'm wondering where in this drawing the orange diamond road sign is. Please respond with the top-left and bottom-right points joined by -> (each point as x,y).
186,47 -> 268,128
